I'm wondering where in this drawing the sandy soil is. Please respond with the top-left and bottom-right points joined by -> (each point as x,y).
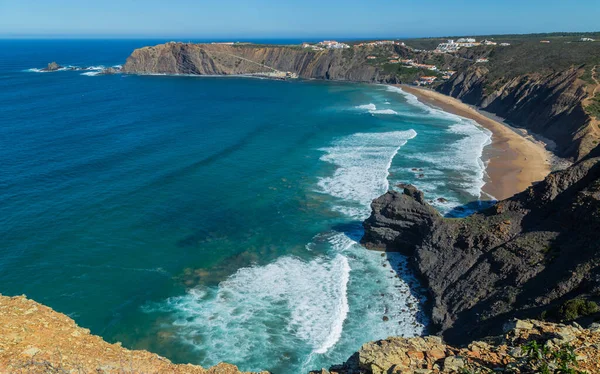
398,85 -> 552,201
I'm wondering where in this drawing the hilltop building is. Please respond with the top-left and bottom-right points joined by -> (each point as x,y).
317,40 -> 350,49
435,38 -> 482,52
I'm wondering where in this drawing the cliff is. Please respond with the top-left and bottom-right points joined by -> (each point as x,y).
314,319 -> 600,374
361,146 -> 600,344
122,42 -> 405,83
437,66 -> 598,161
0,294 -> 267,374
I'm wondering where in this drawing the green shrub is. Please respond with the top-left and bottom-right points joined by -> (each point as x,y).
519,341 -> 583,374
559,298 -> 599,321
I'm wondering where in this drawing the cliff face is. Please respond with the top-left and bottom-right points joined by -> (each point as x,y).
438,66 -> 596,160
0,294 -> 266,374
361,147 -> 600,344
122,43 -> 404,83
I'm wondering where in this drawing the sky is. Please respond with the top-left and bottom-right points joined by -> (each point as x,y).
1,0 -> 599,39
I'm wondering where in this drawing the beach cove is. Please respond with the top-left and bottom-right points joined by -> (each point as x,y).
399,85 -> 553,201
0,39 -> 563,374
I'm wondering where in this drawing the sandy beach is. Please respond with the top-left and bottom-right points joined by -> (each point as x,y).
398,84 -> 552,201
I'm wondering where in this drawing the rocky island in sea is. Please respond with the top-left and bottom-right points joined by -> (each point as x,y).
3,30 -> 600,374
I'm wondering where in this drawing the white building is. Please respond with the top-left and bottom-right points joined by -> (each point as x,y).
317,40 -> 350,49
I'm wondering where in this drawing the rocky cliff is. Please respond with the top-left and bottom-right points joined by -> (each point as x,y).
122,42 -> 405,82
0,294 -> 266,374
361,147 -> 600,344
437,66 -> 597,160
314,319 -> 600,374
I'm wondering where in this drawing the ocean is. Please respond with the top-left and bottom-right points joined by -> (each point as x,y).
0,40 -> 491,373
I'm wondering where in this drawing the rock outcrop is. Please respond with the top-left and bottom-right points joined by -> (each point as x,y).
362,147 -> 600,344
438,66 -> 597,160
42,62 -> 62,72
313,319 -> 600,374
0,294 -> 266,374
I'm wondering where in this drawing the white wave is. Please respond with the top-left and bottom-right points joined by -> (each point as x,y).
354,103 -> 399,116
385,85 -> 462,121
145,254 -> 351,366
403,120 -> 492,201
355,103 -> 377,111
372,109 -> 399,115
86,65 -> 105,71
81,71 -> 101,76
318,130 -> 417,219
24,68 -> 47,73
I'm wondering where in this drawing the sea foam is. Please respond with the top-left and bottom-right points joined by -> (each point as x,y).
385,85 -> 494,212
144,254 -> 351,369
317,130 -> 417,219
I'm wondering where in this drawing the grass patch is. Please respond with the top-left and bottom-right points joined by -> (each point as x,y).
586,92 -> 600,120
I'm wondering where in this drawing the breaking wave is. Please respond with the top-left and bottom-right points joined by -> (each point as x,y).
144,254 -> 351,370
354,103 -> 399,115
317,130 -> 418,219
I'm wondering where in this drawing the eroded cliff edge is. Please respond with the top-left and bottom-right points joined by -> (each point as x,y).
361,145 -> 600,345
0,294 -> 266,374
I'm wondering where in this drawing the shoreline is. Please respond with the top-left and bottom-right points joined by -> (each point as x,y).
397,84 -> 552,201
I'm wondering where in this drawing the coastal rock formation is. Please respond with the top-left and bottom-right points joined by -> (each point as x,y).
313,319 -> 600,373
362,147 -> 600,344
122,42 -> 408,82
0,294 -> 267,374
42,62 -> 62,72
438,66 -> 597,160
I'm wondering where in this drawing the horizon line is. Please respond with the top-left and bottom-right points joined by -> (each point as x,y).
1,30 -> 599,41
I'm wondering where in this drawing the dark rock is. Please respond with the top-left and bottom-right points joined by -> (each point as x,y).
361,185 -> 440,253
362,150 -> 600,344
42,62 -> 62,72
437,197 -> 449,203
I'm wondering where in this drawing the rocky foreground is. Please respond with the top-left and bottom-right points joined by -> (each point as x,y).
0,294 -> 265,374
313,319 -> 600,373
361,140 -> 600,345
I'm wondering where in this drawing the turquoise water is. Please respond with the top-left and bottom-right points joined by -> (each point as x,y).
0,41 -> 491,373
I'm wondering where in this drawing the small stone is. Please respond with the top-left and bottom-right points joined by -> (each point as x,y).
22,347 -> 41,356
406,350 -> 425,360
443,356 -> 465,371
382,316 -> 389,321
425,348 -> 446,360
503,319 -> 533,332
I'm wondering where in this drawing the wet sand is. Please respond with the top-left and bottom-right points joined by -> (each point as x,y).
398,84 -> 552,201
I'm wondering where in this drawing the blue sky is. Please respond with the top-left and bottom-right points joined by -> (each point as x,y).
1,0 -> 599,39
